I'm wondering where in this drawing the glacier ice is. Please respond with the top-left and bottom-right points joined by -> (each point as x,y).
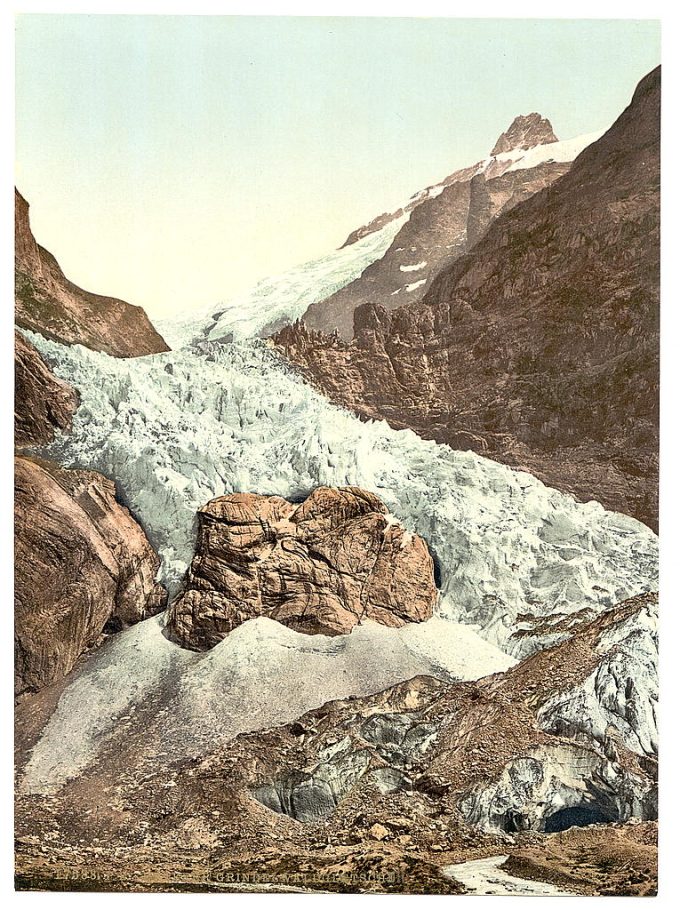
157,213 -> 407,347
537,599 -> 658,757
26,329 -> 657,658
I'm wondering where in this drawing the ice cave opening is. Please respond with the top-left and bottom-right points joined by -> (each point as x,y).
543,804 -> 616,833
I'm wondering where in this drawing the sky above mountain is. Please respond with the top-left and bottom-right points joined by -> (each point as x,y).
15,15 -> 660,319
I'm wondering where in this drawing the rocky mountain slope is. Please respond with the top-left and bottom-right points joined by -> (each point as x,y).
14,456 -> 167,696
14,188 -> 172,698
15,331 -> 79,447
168,487 -> 436,648
276,66 -> 660,531
302,118 -> 600,339
15,189 -> 169,357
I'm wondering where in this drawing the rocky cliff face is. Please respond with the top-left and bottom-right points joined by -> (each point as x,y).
15,190 -> 169,357
276,67 -> 660,530
167,487 -> 437,649
302,115 -> 585,339
490,113 -> 558,155
14,456 -> 167,695
15,331 -> 79,447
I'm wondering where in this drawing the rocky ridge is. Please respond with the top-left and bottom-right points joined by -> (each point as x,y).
302,116 -> 594,339
275,66 -> 660,530
168,487 -> 437,649
15,189 -> 169,358
490,113 -> 558,155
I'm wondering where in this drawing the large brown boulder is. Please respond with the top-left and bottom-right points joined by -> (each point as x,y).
14,456 -> 167,695
15,331 -> 79,447
15,189 -> 169,358
167,486 -> 437,650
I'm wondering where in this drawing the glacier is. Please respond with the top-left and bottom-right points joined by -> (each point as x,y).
18,151 -> 658,792
159,213 -> 408,347
27,329 -> 657,658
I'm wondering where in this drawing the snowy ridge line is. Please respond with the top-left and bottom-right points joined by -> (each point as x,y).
155,131 -> 601,350
26,329 -> 657,659
156,213 -> 408,348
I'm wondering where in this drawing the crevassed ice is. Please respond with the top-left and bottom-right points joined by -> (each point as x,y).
159,213 -> 408,347
537,600 -> 658,757
27,330 -> 657,657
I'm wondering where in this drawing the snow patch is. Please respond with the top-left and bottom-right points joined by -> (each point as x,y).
399,261 -> 427,272
21,613 -> 514,794
497,130 -> 604,173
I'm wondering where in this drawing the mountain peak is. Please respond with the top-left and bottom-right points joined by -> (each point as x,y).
491,113 -> 558,156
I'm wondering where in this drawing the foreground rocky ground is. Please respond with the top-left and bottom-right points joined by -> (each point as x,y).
15,594 -> 657,894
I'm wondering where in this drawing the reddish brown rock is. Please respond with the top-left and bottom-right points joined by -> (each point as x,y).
15,331 -> 79,448
15,189 -> 169,358
276,67 -> 660,531
14,456 -> 167,695
167,487 -> 437,650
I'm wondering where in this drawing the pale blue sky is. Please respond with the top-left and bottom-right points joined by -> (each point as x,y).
15,16 -> 660,318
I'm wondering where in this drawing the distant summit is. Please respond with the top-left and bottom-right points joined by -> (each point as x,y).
490,113 -> 558,156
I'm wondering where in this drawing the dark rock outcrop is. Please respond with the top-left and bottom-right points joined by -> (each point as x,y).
490,113 -> 558,156
303,116 -> 570,338
15,331 -> 79,447
14,456 -> 167,695
276,67 -> 660,530
167,486 -> 437,650
15,189 -> 169,358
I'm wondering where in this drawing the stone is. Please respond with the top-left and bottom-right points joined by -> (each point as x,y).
14,456 -> 167,695
15,331 -> 79,447
15,189 -> 169,358
490,113 -> 558,156
369,824 -> 389,841
166,486 -> 437,650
